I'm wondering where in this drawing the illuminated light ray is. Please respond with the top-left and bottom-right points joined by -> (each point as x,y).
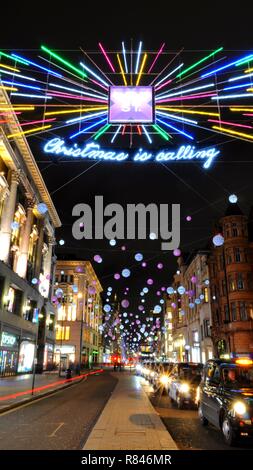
156,110 -> 198,124
66,110 -> 107,124
223,82 -> 253,91
45,106 -> 107,116
47,91 -> 106,103
154,63 -> 184,87
208,119 -> 253,129
235,56 -> 253,67
117,54 -> 127,86
93,123 -> 111,140
142,125 -> 152,143
245,67 -> 253,73
98,43 -> 115,72
136,53 -> 147,86
202,54 -> 253,78
148,43 -> 165,73
156,117 -> 194,140
0,106 -> 35,111
11,93 -> 52,100
155,79 -> 172,92
135,42 -> 142,74
7,124 -> 52,139
152,124 -> 170,141
0,51 -> 30,65
0,69 -> 36,81
111,125 -> 122,143
137,125 -> 142,135
0,85 -> 18,91
11,53 -> 62,78
80,62 -> 109,87
230,107 -> 253,112
122,125 -> 126,135
19,118 -> 56,127
69,117 -> 107,139
0,63 -> 20,72
247,88 -> 253,92
177,47 -> 223,78
156,82 -> 215,99
211,125 -> 253,141
155,107 -> 220,117
122,42 -> 128,73
174,55 -> 225,84
229,72 -> 253,82
89,78 -> 108,91
157,92 -> 216,103
49,82 -> 107,98
211,93 -> 253,100
41,46 -> 85,78
0,111 -> 22,116
243,113 -> 253,116
2,80 -> 41,91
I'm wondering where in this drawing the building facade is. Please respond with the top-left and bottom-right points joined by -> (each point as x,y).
53,260 -> 103,371
209,203 -> 253,357
0,89 -> 61,376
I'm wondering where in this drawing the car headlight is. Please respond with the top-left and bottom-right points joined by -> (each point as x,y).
150,371 -> 155,377
233,401 -> 246,415
160,375 -> 169,385
180,383 -> 190,393
196,386 -> 200,403
136,364 -> 142,371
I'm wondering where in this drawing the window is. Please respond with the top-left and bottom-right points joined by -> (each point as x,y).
232,224 -> 238,237
231,302 -> 237,321
226,249 -> 232,264
228,275 -> 236,292
234,248 -> 241,262
221,279 -> 227,296
224,304 -> 230,322
203,319 -> 211,337
201,325 -> 204,341
237,273 -> 244,290
56,326 -> 70,340
247,273 -> 253,290
239,302 -> 248,321
204,287 -> 209,302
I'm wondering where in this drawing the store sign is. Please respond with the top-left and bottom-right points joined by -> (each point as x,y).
44,139 -> 220,169
1,332 -> 17,347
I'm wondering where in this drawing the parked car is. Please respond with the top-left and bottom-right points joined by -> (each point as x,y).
198,357 -> 253,446
169,362 -> 203,408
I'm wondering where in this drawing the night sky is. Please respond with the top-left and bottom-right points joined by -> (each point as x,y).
2,2 -> 253,322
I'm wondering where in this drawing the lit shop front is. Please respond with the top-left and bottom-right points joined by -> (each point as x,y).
43,343 -> 54,370
17,339 -> 35,373
0,330 -> 19,377
54,345 -> 76,370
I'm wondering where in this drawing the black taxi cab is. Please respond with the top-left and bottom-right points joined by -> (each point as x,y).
169,362 -> 203,408
198,357 -> 253,446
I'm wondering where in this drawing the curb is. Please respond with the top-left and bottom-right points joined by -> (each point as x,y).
0,369 -> 103,415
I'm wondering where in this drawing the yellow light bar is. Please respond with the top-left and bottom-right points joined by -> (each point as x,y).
0,106 -> 34,111
136,53 -> 147,86
117,54 -> 127,86
156,106 -> 220,117
246,88 -> 253,92
45,106 -> 108,116
245,67 -> 253,73
230,107 -> 253,112
235,358 -> 253,365
0,63 -> 20,72
0,86 -> 18,91
7,124 -> 52,138
212,125 -> 253,141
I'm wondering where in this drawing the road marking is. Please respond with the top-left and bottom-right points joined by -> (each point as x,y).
0,376 -> 88,418
48,422 -> 64,437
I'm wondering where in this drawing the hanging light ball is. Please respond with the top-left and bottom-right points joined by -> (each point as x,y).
121,245 -> 126,251
154,305 -> 162,314
31,277 -> 38,285
122,268 -> 131,278
94,254 -> 102,263
141,261 -> 147,267
213,233 -> 224,247
149,232 -> 157,240
167,287 -> 174,295
103,304 -> 111,313
178,285 -> 186,295
205,279 -> 210,286
186,215 -> 192,222
143,287 -> 149,294
160,299 -> 165,304
157,263 -> 163,269
199,294 -> 205,300
37,202 -> 48,214
173,248 -> 181,257
195,298 -> 201,305
156,291 -> 161,296
59,239 -> 65,246
135,253 -> 143,262
11,221 -> 20,230
109,239 -> 116,246
229,194 -> 238,204
147,278 -> 153,285
138,305 -> 144,311
114,273 -> 120,280
189,302 -> 195,309
121,299 -> 130,308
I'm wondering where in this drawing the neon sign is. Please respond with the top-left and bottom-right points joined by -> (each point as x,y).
44,138 -> 220,169
109,86 -> 154,123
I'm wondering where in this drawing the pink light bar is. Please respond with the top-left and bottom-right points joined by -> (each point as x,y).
0,111 -> 22,116
98,42 -> 115,72
148,43 -> 165,74
21,118 -> 56,127
155,79 -> 172,92
243,113 -> 253,117
156,92 -> 216,103
48,91 -> 106,103
208,118 -> 253,129
90,78 -> 108,91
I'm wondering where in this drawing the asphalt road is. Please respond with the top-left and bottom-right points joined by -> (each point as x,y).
0,371 -> 117,450
149,388 -> 253,450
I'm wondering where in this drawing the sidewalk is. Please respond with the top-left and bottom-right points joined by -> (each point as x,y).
83,372 -> 178,450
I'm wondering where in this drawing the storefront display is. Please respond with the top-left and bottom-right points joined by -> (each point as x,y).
17,340 -> 35,373
43,343 -> 54,370
0,331 -> 19,376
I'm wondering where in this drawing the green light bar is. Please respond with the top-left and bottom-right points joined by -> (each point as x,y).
153,124 -> 170,141
177,47 -> 224,78
41,45 -> 87,78
0,51 -> 29,66
94,124 -> 111,140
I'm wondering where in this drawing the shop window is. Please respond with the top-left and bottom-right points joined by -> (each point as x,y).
56,325 -> 70,340
237,273 -> 244,290
239,302 -> 248,321
231,302 -> 237,321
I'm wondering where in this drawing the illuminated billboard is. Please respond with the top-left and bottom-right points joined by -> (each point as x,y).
109,86 -> 154,124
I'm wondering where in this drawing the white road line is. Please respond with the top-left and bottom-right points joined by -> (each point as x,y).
48,422 -> 64,437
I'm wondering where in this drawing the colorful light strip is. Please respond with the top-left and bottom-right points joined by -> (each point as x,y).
45,106 -> 107,116
229,72 -> 253,82
47,91 -> 106,103
136,53 -> 147,86
49,82 -> 107,99
148,43 -> 165,74
152,124 -> 170,141
156,117 -> 194,140
202,54 -> 253,78
94,123 -> 111,140
122,42 -> 128,73
19,118 -> 56,127
212,125 -> 253,141
157,92 -> 216,103
66,110 -> 107,124
2,80 -> 41,91
223,82 -> 253,91
245,67 -> 253,73
155,79 -> 172,92
156,82 -> 214,99
0,63 -> 20,72
11,53 -> 62,78
0,69 -> 36,81
156,110 -> 198,124
7,124 -> 52,138
98,43 -> 115,72
154,63 -> 184,87
235,56 -> 253,67
41,45 -> 85,78
80,62 -> 109,87
111,125 -> 122,143
11,93 -> 52,100
177,47 -> 223,78
230,107 -> 253,112
0,106 -> 34,111
142,125 -> 152,143
155,107 -> 220,117
211,93 -> 253,100
0,51 -> 30,65
117,54 -> 127,85
69,117 -> 107,139
0,85 -> 18,91
135,42 -> 143,74
208,119 -> 253,129
137,125 -> 142,135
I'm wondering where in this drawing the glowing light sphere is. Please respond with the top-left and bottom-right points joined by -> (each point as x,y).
143,287 -> 149,293
138,305 -> 144,311
76,266 -> 84,273
195,298 -> 201,305
11,221 -> 20,230
156,291 -> 161,296
108,287 -> 112,291
88,286 -> 96,295
191,276 -> 197,284
59,239 -> 65,246
109,239 -> 116,246
114,273 -> 120,280
213,233 -> 224,247
171,302 -> 176,309
123,312 -> 128,317
229,194 -> 238,204
157,263 -> 163,269
141,261 -> 147,267
167,287 -> 174,295
122,268 -> 131,278
149,232 -> 157,240
189,302 -> 195,309
103,304 -> 111,313
31,277 -> 38,285
178,286 -> 186,295
161,287 -> 166,291
94,254 -> 102,263
154,305 -> 162,314
173,248 -> 181,257
147,278 -> 153,285
37,202 -> 48,214
180,310 -> 185,316
121,245 -> 126,251
199,294 -> 205,300
205,279 -> 210,286
160,299 -> 165,304
55,288 -> 63,297
121,299 -> 129,308
186,215 -> 192,222
135,253 -> 143,262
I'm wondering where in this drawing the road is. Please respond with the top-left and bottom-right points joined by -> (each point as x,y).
148,388 -> 253,450
0,371 -> 117,450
